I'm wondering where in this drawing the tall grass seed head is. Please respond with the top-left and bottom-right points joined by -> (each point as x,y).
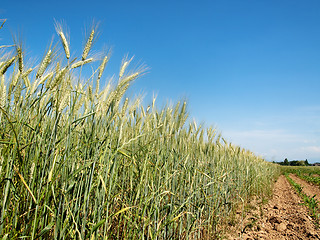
36,49 -> 52,78
0,56 -> 16,74
71,58 -> 93,69
55,21 -> 70,60
0,74 -> 6,108
98,55 -> 109,80
119,56 -> 134,79
50,66 -> 67,89
17,47 -> 24,72
82,29 -> 95,61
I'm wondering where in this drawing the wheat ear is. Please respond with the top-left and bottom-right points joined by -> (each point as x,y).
17,47 -> 24,72
0,74 -> 6,108
55,23 -> 70,59
82,29 -> 94,60
119,58 -> 131,79
71,58 -> 93,69
36,49 -> 52,78
21,68 -> 33,89
59,31 -> 70,59
40,72 -> 54,85
0,56 -> 15,74
50,67 -> 68,89
98,55 -> 109,80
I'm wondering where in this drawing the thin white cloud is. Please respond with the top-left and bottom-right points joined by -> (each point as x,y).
221,128 -> 320,162
213,104 -> 320,162
302,146 -> 320,153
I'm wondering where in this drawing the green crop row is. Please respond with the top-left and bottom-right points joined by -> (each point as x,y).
285,174 -> 320,224
297,174 -> 320,187
281,166 -> 320,176
282,166 -> 320,187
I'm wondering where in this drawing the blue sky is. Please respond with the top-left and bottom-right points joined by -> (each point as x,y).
1,0 -> 320,162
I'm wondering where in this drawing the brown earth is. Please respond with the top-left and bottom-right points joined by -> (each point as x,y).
226,175 -> 320,240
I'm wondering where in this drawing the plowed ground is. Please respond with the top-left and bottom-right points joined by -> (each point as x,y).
227,175 -> 320,240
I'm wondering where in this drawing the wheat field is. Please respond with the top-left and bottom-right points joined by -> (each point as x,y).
0,22 -> 280,239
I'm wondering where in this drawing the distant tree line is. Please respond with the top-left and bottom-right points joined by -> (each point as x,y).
273,158 -> 310,166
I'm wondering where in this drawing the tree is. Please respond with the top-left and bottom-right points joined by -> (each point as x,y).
305,159 -> 309,166
284,158 -> 289,165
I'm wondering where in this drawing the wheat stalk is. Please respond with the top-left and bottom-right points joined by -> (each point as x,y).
0,19 -> 6,30
73,92 -> 85,114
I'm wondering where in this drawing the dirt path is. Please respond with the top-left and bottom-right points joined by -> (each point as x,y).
228,175 -> 320,239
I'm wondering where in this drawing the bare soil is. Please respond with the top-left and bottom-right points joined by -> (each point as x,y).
227,175 -> 320,239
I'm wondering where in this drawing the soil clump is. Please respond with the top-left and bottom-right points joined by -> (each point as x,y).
227,175 -> 320,239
